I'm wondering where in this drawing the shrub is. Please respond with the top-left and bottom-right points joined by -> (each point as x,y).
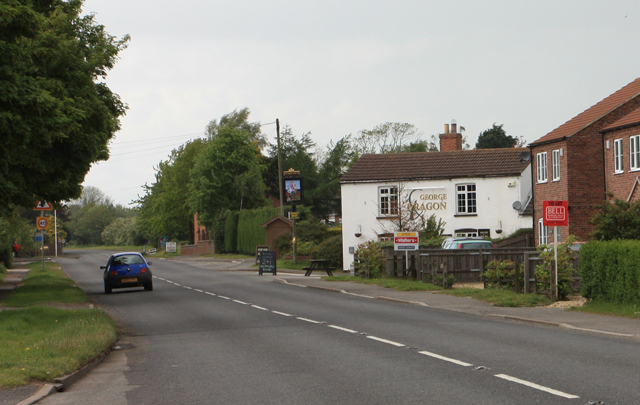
296,218 -> 330,244
536,235 -> 577,300
311,234 -> 343,269
483,259 -> 522,290
355,240 -> 385,278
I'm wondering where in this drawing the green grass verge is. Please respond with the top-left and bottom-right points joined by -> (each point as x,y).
325,276 -> 443,291
570,299 -> 640,319
2,262 -> 90,307
276,259 -> 312,271
0,307 -> 116,387
440,288 -> 551,307
202,253 -> 255,260
0,261 -> 116,387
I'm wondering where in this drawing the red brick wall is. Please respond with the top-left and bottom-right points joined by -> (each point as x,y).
603,125 -> 640,201
439,133 -> 462,152
265,219 -> 292,258
532,96 -> 640,245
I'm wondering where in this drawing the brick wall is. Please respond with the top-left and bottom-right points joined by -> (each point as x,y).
439,133 -> 462,152
603,125 -> 640,201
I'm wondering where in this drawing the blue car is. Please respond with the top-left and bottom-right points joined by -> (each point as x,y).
102,252 -> 153,294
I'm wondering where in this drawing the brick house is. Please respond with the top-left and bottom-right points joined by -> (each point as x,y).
530,78 -> 640,245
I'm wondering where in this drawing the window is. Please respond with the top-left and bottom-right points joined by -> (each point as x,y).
538,219 -> 549,245
456,183 -> 477,214
536,152 -> 548,183
631,135 -> 640,171
552,150 -> 560,181
378,187 -> 398,216
614,139 -> 624,173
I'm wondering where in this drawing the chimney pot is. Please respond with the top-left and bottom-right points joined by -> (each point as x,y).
444,124 -> 450,134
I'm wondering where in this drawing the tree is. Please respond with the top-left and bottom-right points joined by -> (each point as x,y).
68,204 -> 115,245
475,124 -> 521,149
591,198 -> 640,240
189,127 -> 266,229
136,139 -> 207,242
0,0 -> 129,214
354,122 -> 420,154
205,107 -> 266,149
311,136 -> 354,219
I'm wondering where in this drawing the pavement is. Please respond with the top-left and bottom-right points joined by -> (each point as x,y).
3,255 -> 640,404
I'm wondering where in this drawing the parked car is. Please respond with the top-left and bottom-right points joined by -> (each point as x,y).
102,252 -> 153,294
443,237 -> 496,249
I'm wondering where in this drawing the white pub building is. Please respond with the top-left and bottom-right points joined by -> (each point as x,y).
340,124 -> 533,271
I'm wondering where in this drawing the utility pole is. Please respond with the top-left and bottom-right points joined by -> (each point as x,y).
276,118 -> 284,216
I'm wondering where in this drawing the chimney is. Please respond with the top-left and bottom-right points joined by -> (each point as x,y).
439,120 -> 462,152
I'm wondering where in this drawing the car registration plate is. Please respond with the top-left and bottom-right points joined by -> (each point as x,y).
121,278 -> 137,283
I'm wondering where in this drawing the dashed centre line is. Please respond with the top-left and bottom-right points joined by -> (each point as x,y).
156,275 -> 581,400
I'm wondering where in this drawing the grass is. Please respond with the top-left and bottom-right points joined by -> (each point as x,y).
325,275 -> 443,291
0,261 -> 116,388
202,253 -> 255,260
2,262 -> 90,307
570,299 -> 640,319
276,259 -> 312,271
440,287 -> 552,307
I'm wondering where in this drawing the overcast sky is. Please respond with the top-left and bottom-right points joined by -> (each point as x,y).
80,0 -> 640,207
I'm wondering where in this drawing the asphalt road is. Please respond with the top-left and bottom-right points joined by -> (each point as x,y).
40,250 -> 640,404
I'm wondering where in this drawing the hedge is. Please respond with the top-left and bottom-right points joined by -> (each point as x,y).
224,210 -> 239,253
236,207 -> 279,255
580,240 -> 640,304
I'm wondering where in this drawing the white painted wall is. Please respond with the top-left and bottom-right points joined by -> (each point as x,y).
340,170 -> 533,271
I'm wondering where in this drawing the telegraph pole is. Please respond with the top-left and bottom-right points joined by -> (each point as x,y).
276,118 -> 284,216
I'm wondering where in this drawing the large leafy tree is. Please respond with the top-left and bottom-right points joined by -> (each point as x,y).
310,136 -> 354,219
0,0 -> 129,214
475,124 -> 522,149
190,128 -> 266,229
591,198 -> 640,240
205,107 -> 266,149
137,139 -> 206,242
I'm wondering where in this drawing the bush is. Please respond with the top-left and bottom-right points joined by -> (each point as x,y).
311,234 -> 343,269
580,239 -> 640,304
296,218 -> 330,244
0,245 -> 12,269
483,259 -> 522,290
536,235 -> 577,300
355,240 -> 385,278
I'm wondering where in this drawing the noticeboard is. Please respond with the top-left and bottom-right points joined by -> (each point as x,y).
258,250 -> 277,275
256,245 -> 270,264
166,242 -> 177,253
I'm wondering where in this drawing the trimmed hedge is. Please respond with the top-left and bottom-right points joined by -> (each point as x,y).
224,210 -> 239,253
236,207 -> 279,255
580,240 -> 640,304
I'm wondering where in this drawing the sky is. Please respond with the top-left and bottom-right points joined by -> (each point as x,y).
80,0 -> 640,207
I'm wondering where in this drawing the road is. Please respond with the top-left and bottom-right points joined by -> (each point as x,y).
41,250 -> 640,404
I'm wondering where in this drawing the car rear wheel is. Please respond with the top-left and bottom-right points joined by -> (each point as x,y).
144,282 -> 153,291
104,282 -> 112,294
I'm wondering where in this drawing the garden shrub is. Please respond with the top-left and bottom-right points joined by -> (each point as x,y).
536,235 -> 577,300
355,240 -> 385,278
311,234 -> 343,269
483,259 -> 522,290
580,239 -> 640,304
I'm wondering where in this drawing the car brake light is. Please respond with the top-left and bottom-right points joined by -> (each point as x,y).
109,270 -> 117,276
140,267 -> 148,274
457,244 -> 462,249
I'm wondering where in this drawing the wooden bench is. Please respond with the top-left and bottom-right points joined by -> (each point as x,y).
303,259 -> 335,276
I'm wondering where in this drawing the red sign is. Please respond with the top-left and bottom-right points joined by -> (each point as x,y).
543,200 -> 568,227
34,201 -> 52,210
394,232 -> 419,250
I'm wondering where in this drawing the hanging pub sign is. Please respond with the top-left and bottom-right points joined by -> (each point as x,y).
283,168 -> 303,204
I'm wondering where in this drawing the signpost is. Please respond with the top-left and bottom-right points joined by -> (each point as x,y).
36,217 -> 49,230
543,200 -> 569,300
394,231 -> 419,271
166,242 -> 177,253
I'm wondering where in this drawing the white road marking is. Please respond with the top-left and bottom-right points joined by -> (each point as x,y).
184,286 -> 193,290
341,292 -> 375,299
418,351 -> 473,367
328,325 -> 359,334
297,317 -> 322,324
233,299 -> 248,304
218,296 -> 231,300
494,374 -> 579,399
366,336 -> 405,347
272,311 -> 293,317
205,292 -> 216,296
251,305 -> 269,311
174,283 -> 181,287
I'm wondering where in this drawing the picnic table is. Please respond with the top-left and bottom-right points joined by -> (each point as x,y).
303,259 -> 335,277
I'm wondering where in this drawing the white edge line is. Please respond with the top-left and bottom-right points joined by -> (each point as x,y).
297,317 -> 322,324
251,305 -> 269,311
328,325 -> 359,334
366,336 -> 405,347
494,374 -> 579,399
205,292 -> 216,296
272,311 -> 293,316
233,300 -> 248,304
418,351 -> 473,367
341,291 -> 375,299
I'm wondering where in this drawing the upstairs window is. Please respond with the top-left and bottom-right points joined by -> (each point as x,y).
379,187 -> 398,216
631,135 -> 640,171
552,150 -> 561,181
456,183 -> 477,215
536,152 -> 548,183
614,139 -> 624,173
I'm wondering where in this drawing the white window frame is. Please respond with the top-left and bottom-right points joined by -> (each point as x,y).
378,186 -> 398,217
631,135 -> 640,171
552,149 -> 560,181
456,183 -> 477,215
536,152 -> 548,183
614,138 -> 624,173
538,219 -> 549,245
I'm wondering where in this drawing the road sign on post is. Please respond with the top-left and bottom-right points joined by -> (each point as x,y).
34,201 -> 52,210
36,217 -> 50,230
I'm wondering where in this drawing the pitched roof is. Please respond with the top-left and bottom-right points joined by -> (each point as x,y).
531,78 -> 640,145
601,104 -> 640,132
341,148 -> 530,183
